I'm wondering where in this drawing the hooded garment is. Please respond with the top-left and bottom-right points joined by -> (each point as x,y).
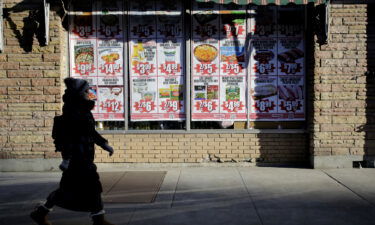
49,77 -> 107,212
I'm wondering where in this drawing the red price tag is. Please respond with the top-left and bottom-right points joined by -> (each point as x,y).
131,25 -> 154,38
222,100 -> 244,112
73,25 -> 94,38
160,62 -> 181,75
100,99 -> 123,113
254,63 -> 275,75
194,24 -> 218,37
195,63 -> 217,75
99,62 -> 121,75
280,100 -> 302,112
134,100 -> 155,112
221,63 -> 243,75
100,25 -> 121,38
133,62 -> 155,75
74,63 -> 95,76
280,63 -> 302,75
160,100 -> 182,112
254,99 -> 276,112
194,100 -> 217,112
223,24 -> 245,38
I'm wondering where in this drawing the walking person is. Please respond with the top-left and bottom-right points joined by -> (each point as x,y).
30,78 -> 115,225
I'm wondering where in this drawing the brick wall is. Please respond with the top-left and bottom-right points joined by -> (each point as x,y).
0,0 -> 64,159
311,3 -> 368,161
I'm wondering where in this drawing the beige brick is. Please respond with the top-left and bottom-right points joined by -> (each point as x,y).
44,103 -> 61,111
9,135 -> 44,143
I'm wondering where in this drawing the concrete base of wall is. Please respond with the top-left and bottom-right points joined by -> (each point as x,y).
0,159 -> 61,172
311,155 -> 364,169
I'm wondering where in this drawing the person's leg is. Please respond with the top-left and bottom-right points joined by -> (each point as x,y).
30,191 -> 56,225
90,196 -> 114,225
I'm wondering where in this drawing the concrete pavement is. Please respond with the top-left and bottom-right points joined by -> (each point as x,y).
0,167 -> 374,225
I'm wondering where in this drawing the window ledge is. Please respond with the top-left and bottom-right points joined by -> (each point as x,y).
98,129 -> 307,135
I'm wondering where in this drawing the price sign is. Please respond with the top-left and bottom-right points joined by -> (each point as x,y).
99,62 -> 121,75
133,62 -> 155,75
134,100 -> 156,113
195,63 -> 218,75
222,100 -> 244,113
221,63 -> 243,75
280,100 -> 302,112
254,63 -> 275,75
222,24 -> 245,38
254,99 -> 276,112
194,100 -> 218,112
280,63 -> 302,75
194,24 -> 218,38
160,100 -> 182,112
74,63 -> 95,76
131,25 -> 155,38
160,62 -> 181,75
100,99 -> 123,113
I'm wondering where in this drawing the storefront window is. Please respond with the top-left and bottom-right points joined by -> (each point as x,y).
68,0 -> 306,131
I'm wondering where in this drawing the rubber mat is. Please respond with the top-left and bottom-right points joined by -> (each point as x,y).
100,171 -> 166,203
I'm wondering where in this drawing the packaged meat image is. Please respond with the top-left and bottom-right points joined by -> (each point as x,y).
277,48 -> 304,63
278,38 -> 304,75
250,77 -> 278,116
277,76 -> 304,115
250,38 -> 277,76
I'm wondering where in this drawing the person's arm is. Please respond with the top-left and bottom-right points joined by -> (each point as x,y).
93,130 -> 114,156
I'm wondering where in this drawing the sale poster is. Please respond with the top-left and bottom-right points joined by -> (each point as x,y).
249,77 -> 278,120
192,2 -> 219,39
130,39 -> 157,76
249,6 -> 277,38
69,14 -> 96,39
192,39 -> 220,76
156,1 -> 183,38
130,77 -> 158,120
192,76 -> 220,120
157,39 -> 183,76
277,38 -> 304,76
70,39 -> 97,84
220,39 -> 246,76
220,76 -> 247,120
97,40 -> 124,85
129,1 -> 156,39
250,38 -> 277,76
94,86 -> 125,120
277,76 -> 304,119
158,76 -> 185,119
220,13 -> 246,39
277,6 -> 304,37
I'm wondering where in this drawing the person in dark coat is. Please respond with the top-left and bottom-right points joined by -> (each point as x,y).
30,78 -> 115,225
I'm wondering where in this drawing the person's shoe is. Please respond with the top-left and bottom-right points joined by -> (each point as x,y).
92,214 -> 114,225
30,205 -> 52,225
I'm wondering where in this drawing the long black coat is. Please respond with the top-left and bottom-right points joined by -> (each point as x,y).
49,106 -> 107,212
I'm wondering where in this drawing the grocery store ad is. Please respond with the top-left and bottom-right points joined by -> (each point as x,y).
191,76 -> 220,121
220,76 -> 247,120
130,77 -> 158,121
192,39 -> 220,76
220,39 -> 246,76
158,76 -> 185,120
248,6 -> 277,38
157,39 -> 183,76
130,39 -> 157,76
277,37 -> 304,76
70,39 -> 97,84
94,86 -> 125,121
129,1 -> 156,39
97,1 -> 124,39
89,86 -> 99,114
277,76 -> 304,120
250,38 -> 277,76
192,2 -> 219,39
69,14 -> 96,39
249,77 -> 278,120
97,40 -> 124,85
220,13 -> 246,39
156,1 -> 183,38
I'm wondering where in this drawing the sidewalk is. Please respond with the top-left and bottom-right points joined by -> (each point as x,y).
1,167 -> 375,225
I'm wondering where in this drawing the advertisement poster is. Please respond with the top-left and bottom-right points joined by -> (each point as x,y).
277,38 -> 304,76
277,76 -> 304,119
192,76 -> 220,120
97,1 -> 123,39
249,6 -> 277,38
97,40 -> 123,85
277,7 -> 304,37
220,76 -> 247,120
157,39 -> 183,76
130,39 -> 157,76
131,77 -> 158,120
69,14 -> 96,39
220,12 -> 246,39
192,39 -> 220,76
192,2 -> 219,39
158,76 -> 185,120
70,39 -> 97,84
220,39 -> 246,76
94,86 -> 125,120
250,77 -> 278,120
250,38 -> 277,76
156,1 -> 183,38
129,1 -> 156,39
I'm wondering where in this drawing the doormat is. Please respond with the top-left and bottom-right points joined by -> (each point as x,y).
100,171 -> 166,203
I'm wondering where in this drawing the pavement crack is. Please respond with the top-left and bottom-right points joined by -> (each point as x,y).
170,169 -> 181,208
322,170 -> 375,208
236,168 -> 264,225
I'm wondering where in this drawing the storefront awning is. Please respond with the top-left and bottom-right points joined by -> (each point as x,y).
195,0 -> 327,5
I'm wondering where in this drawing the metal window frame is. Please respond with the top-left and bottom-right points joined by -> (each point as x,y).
0,0 -> 3,53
